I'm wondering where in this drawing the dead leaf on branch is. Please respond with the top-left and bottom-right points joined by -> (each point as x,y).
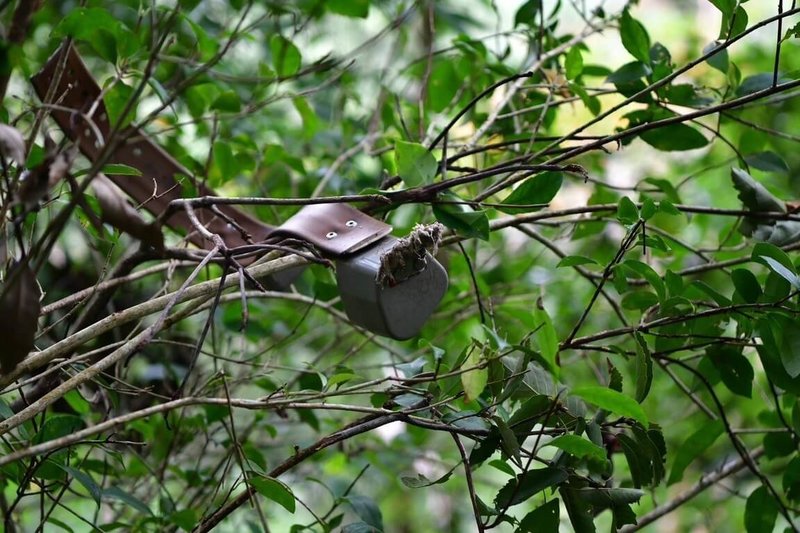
731,167 -> 800,246
0,123 -> 25,166
15,139 -> 75,209
90,174 -> 164,249
0,260 -> 42,374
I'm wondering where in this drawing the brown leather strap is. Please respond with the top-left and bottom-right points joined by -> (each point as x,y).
30,42 -> 392,257
269,203 -> 390,256
30,42 -> 271,250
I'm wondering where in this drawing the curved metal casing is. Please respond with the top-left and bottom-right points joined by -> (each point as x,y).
335,236 -> 448,340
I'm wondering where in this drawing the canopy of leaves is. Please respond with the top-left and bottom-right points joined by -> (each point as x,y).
0,1 -> 800,532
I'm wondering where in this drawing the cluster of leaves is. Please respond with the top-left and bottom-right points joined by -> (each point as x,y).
0,0 -> 800,532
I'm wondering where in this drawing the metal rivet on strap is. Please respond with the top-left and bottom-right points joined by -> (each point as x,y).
326,231 -> 337,239
345,220 -> 358,227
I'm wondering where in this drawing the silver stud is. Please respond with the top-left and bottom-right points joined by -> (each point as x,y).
326,231 -> 337,239
345,220 -> 358,227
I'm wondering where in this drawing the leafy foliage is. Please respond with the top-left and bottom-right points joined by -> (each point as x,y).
0,1 -> 799,532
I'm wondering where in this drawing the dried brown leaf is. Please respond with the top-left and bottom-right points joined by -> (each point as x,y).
0,124 -> 25,166
0,261 -> 42,374
91,174 -> 163,249
16,144 -> 75,208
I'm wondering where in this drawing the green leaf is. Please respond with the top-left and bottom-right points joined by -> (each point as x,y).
494,416 -> 521,463
395,140 -> 437,187
249,475 -> 296,513
494,467 -> 568,507
169,509 -> 198,531
547,434 -> 606,463
211,141 -> 237,184
761,257 -> 800,290
708,346 -> 754,397
667,419 -> 724,484
61,466 -> 102,505
565,48 -> 584,79
498,172 -> 562,214
35,415 -> 86,443
103,486 -> 153,515
745,151 -> 790,173
703,41 -> 729,73
327,0 -> 369,18
103,81 -> 136,129
270,35 -> 301,77
571,387 -> 649,427
608,359 -> 623,392
756,317 -> 800,394
658,200 -> 683,216
557,256 -> 600,268
779,324 -> 800,379
622,260 -> 666,303
514,0 -> 543,27
346,495 -> 384,530
571,83 -> 601,115
606,61 -> 651,84
293,97 -> 321,139
488,459 -> 515,476
736,73 -> 788,97
461,347 -> 488,402
507,395 -> 551,438
619,9 -> 651,63
298,371 -> 324,391
63,390 -> 90,415
753,242 -> 800,288
621,292 -> 659,312
783,456 -> 800,501
731,269 -> 762,303
720,5 -> 748,40
620,291 -> 658,311
533,302 -> 559,375
185,17 -> 218,60
560,487 -> 597,533
640,124 -> 708,151
764,270 -> 792,302
617,196 -> 639,225
433,196 -> 490,240
784,21 -> 800,41
210,91 -> 241,113
708,0 -> 734,19
634,334 -> 653,402
618,434 -> 648,488
53,8 -> 133,63
202,404 -> 229,424
396,356 -> 427,378
752,242 -> 796,273
764,431 -> 795,458
427,60 -> 460,112
745,486 -> 778,533
612,503 -> 638,530
640,197 -> 658,220
519,498 -> 560,533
